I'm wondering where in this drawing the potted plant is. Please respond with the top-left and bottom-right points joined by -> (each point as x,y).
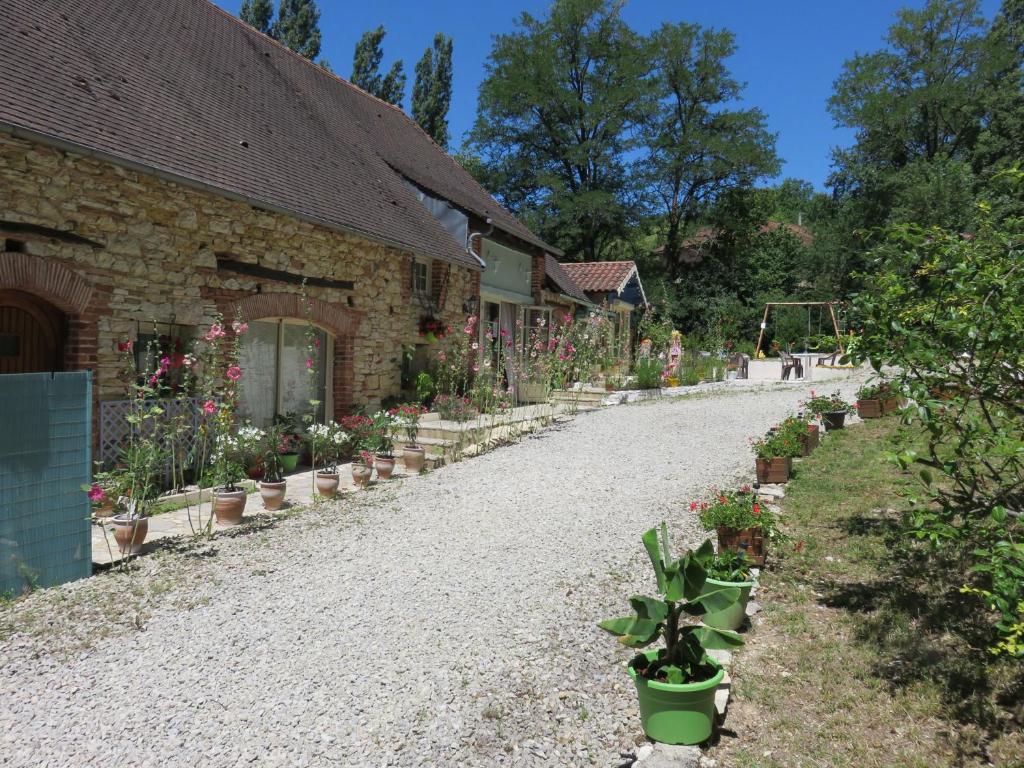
210,432 -> 247,526
599,528 -> 743,746
352,450 -> 374,488
107,437 -> 166,554
751,427 -> 801,484
236,424 -> 266,479
308,421 -> 348,498
258,422 -> 288,511
697,488 -> 783,567
779,414 -> 817,457
697,550 -> 755,632
277,433 -> 301,473
389,403 -> 428,473
371,410 -> 396,480
855,383 -> 887,419
805,390 -> 854,430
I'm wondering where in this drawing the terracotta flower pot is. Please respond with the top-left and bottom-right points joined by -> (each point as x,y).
351,463 -> 373,488
315,471 -> 340,498
403,445 -> 425,473
716,525 -> 766,567
822,411 -> 847,430
212,488 -> 247,526
94,499 -> 116,518
857,398 -> 883,419
374,455 -> 395,480
755,456 -> 792,484
260,480 -> 287,511
111,514 -> 148,555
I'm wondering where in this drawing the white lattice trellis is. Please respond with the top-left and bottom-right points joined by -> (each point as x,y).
99,397 -> 212,471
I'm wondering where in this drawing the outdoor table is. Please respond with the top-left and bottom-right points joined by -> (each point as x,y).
791,352 -> 823,381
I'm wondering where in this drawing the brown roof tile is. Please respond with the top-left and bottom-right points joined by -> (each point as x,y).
0,0 -> 555,269
544,255 -> 592,305
560,261 -> 638,294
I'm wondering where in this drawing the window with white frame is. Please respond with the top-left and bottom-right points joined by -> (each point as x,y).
237,318 -> 331,427
411,260 -> 430,296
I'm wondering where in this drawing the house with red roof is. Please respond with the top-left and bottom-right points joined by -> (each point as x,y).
0,0 -> 572,443
560,261 -> 647,361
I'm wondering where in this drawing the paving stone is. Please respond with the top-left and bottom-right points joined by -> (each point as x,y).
640,744 -> 701,768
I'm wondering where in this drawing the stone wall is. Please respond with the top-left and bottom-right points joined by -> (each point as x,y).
0,132 -> 477,417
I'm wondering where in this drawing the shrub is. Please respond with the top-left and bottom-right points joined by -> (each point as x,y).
633,358 -> 663,389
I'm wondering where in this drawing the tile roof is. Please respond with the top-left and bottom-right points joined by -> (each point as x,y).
0,0 -> 556,269
544,255 -> 592,305
560,261 -> 639,294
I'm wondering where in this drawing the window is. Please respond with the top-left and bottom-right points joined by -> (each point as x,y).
412,260 -> 430,296
237,318 -> 331,427
522,307 -> 552,355
133,323 -> 195,391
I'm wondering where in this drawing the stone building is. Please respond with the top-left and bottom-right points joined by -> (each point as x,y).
560,261 -> 648,361
0,0 -> 562,438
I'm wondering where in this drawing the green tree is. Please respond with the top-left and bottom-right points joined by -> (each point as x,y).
412,33 -> 454,147
239,0 -> 273,35
272,0 -> 323,61
828,0 -> 989,233
351,26 -> 406,106
468,0 -> 650,260
641,22 -> 779,269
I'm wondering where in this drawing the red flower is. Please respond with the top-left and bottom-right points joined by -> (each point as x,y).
87,483 -> 105,502
225,365 -> 242,381
752,502 -> 761,516
116,340 -> 133,353
689,501 -> 698,511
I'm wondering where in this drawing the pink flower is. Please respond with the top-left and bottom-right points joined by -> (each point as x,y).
472,364 -> 480,372
438,351 -> 447,362
225,365 -> 242,381
500,329 -> 508,338
149,375 -> 159,385
158,356 -> 171,374
306,357 -> 315,370
313,337 -> 321,349
202,400 -> 216,414
87,483 -> 105,502
231,320 -> 249,335
205,324 -> 226,341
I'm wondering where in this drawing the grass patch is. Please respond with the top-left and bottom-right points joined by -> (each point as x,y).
712,418 -> 1024,767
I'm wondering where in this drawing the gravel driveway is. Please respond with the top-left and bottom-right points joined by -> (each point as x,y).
1,379 -> 859,767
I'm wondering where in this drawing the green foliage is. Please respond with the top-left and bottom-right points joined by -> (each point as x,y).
271,0 -> 322,60
642,22 -> 779,264
697,489 -> 783,541
852,192 -> 1024,655
633,358 -> 662,389
599,529 -> 743,684
239,0 -> 273,35
351,26 -> 406,106
705,550 -> 751,583
415,371 -> 435,405
468,0 -> 648,260
803,390 -> 853,416
412,33 -> 453,147
751,427 -> 802,460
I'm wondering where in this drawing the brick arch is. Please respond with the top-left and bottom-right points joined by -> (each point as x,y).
234,292 -> 362,337
0,251 -> 94,315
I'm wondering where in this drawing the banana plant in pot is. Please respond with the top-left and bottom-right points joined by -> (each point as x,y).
600,527 -> 744,746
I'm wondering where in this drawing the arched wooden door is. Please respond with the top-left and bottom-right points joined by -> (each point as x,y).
0,290 -> 65,374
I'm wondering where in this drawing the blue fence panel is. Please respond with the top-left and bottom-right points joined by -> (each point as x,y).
0,371 -> 92,595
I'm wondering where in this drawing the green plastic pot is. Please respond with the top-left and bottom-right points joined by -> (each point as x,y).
700,577 -> 754,631
627,651 -> 724,745
279,453 -> 299,473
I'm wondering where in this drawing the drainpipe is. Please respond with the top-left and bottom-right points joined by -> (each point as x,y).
466,217 -> 493,268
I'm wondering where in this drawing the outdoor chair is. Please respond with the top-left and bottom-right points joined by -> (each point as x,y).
816,350 -> 840,367
729,353 -> 749,379
780,351 -> 803,381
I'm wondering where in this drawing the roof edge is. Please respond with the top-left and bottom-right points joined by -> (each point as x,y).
1,122 -> 482,272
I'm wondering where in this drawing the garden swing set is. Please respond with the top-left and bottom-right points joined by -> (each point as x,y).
753,301 -> 846,361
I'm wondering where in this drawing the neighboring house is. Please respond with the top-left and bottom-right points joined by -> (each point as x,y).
542,256 -> 595,324
560,261 -> 647,361
0,0 -> 555,445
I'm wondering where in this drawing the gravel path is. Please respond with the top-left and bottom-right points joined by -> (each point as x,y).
1,378 -> 860,767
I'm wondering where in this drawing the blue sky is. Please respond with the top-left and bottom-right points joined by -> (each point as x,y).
217,0 -> 1000,190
